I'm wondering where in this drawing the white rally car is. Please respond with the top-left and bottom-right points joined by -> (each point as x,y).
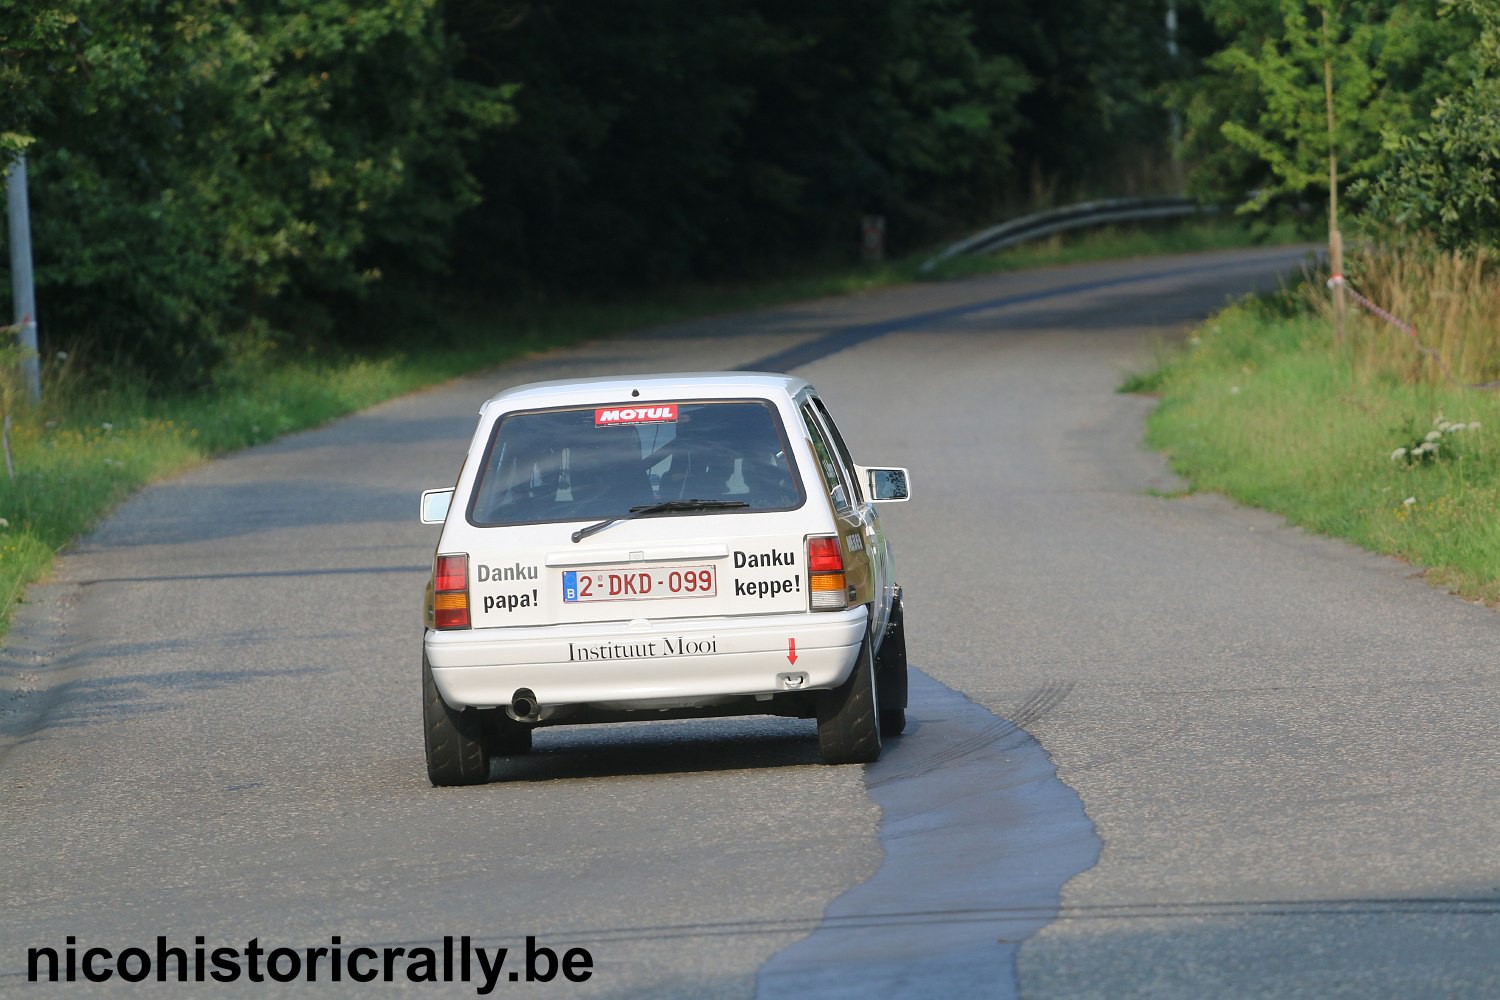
418,372 -> 911,785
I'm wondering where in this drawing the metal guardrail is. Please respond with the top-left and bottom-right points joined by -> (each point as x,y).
920,196 -> 1207,273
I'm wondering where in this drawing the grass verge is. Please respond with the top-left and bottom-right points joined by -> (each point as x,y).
1135,290 -> 1500,606
0,216 -> 1292,636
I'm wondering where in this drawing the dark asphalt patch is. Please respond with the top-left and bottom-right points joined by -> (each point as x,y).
755,670 -> 1101,999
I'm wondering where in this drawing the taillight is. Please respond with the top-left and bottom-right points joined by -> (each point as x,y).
432,553 -> 471,629
807,536 -> 848,611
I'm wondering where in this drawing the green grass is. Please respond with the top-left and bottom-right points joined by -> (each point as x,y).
0,215 -> 1291,635
1135,299 -> 1500,605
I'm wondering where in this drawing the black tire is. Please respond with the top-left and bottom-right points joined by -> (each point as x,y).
422,652 -> 491,786
483,711 -> 533,756
876,593 -> 908,738
817,630 -> 882,764
878,707 -> 907,738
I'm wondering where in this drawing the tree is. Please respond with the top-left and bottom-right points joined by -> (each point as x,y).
3,0 -> 512,383
1361,0 -> 1500,249
1181,0 -> 1477,213
450,0 -> 770,289
732,0 -> 1030,253
0,1 -> 78,163
452,0 -> 1030,291
975,1 -> 1186,199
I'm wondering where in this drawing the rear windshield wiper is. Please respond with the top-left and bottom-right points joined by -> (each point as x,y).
571,499 -> 750,543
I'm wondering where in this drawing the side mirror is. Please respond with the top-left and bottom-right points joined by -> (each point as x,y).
419,488 -> 454,524
860,467 -> 911,502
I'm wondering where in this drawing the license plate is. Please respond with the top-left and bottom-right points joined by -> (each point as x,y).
562,565 -> 717,603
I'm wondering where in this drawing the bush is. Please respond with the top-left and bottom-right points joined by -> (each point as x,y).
1360,0 -> 1500,251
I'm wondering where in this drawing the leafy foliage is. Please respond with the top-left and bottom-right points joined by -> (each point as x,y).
1181,0 -> 1478,214
0,0 -> 77,159
976,0 -> 1186,196
4,0 -> 512,384
451,0 -> 1033,291
1361,1 -> 1500,249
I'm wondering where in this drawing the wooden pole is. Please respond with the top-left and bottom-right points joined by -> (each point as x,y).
1324,16 -> 1345,348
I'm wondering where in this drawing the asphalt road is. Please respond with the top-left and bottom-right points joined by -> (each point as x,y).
3,247 -> 1497,998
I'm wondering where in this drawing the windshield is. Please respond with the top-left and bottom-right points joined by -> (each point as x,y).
467,399 -> 805,526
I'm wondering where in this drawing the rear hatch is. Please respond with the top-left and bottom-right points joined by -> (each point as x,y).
450,398 -> 826,628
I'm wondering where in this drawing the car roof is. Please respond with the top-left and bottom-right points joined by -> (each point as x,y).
481,371 -> 815,411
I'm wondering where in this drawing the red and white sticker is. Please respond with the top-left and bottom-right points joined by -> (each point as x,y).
595,404 -> 678,426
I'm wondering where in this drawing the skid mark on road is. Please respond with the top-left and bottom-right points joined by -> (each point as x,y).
755,671 -> 1100,999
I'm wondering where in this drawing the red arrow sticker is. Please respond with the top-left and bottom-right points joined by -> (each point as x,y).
787,638 -> 797,665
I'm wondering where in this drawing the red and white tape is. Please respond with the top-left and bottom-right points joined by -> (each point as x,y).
1327,273 -> 1454,380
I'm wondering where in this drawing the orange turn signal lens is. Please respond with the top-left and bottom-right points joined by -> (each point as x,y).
806,536 -> 848,611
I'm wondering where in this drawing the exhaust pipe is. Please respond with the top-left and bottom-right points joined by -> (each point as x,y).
507,688 -> 541,723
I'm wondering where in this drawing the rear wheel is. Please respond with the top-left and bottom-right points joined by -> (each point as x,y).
876,593 -> 908,738
422,652 -> 491,786
878,707 -> 906,738
817,631 -> 882,764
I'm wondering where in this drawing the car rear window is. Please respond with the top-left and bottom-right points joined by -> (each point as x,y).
468,399 -> 805,526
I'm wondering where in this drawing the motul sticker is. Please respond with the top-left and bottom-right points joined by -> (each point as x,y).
595,404 -> 678,426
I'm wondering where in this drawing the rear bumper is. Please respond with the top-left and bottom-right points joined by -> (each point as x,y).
424,608 -> 868,711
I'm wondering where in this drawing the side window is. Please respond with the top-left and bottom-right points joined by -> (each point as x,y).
810,397 -> 864,505
801,404 -> 854,515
